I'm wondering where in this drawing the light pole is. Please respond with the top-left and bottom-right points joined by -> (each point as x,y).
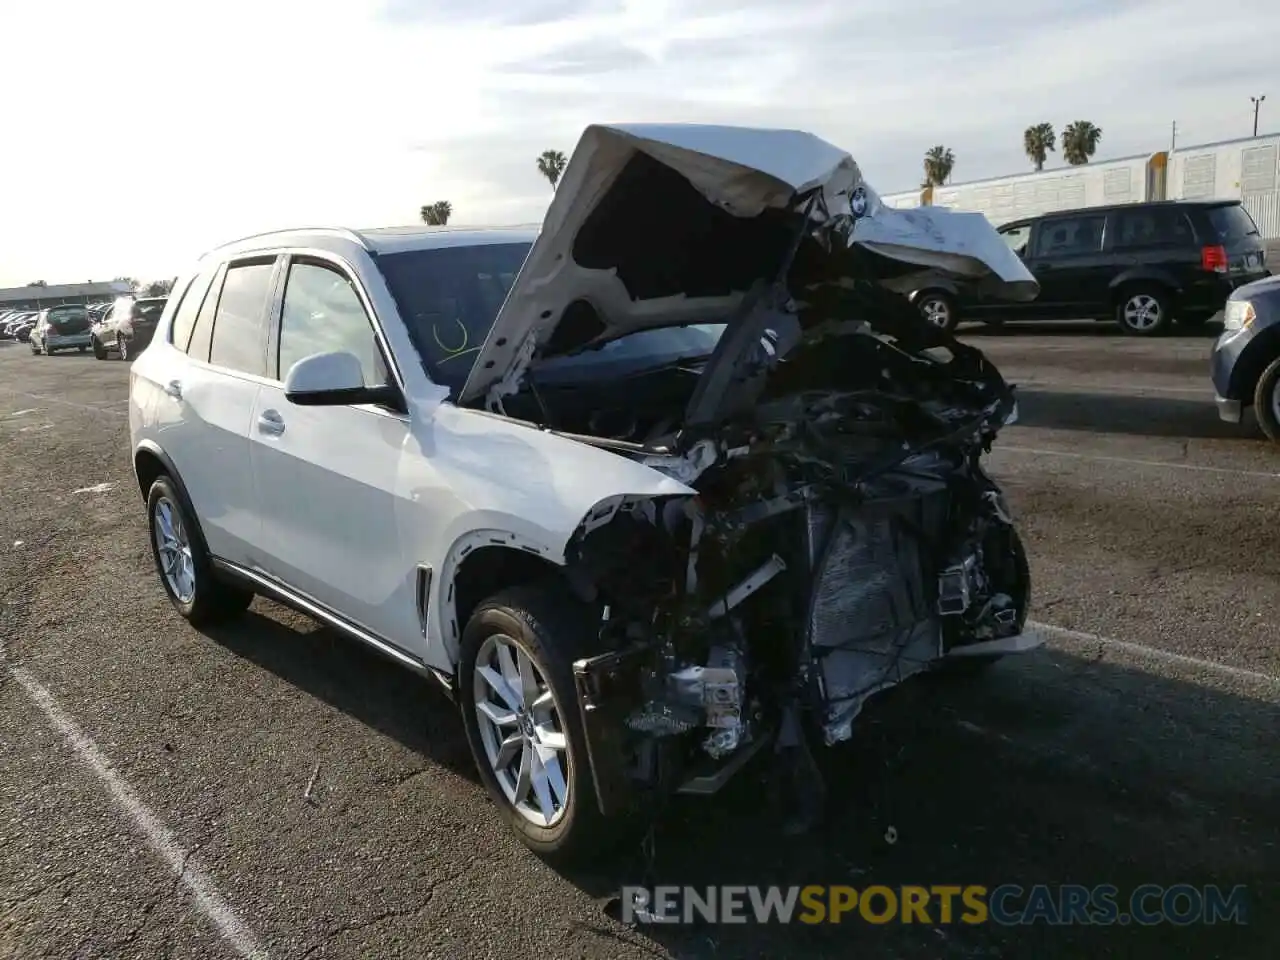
1251,95 -> 1266,137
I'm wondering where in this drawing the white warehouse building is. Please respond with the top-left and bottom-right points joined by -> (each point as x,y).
881,132 -> 1280,241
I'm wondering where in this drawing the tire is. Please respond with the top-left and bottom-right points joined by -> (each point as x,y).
92,338 -> 107,360
1116,285 -> 1172,336
118,336 -> 131,361
145,474 -> 253,625
30,343 -> 39,355
917,291 -> 959,333
1254,355 -> 1280,443
78,345 -> 87,353
457,582 -> 614,863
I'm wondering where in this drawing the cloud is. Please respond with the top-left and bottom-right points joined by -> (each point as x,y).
3,0 -> 1278,284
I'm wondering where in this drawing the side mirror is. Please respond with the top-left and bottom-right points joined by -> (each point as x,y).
283,351 -> 402,409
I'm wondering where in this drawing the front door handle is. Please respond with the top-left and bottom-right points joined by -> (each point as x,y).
257,410 -> 285,436
164,380 -> 183,400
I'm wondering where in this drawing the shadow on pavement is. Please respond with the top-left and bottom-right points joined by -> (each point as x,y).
1014,389 -> 1260,441
206,607 -> 1279,959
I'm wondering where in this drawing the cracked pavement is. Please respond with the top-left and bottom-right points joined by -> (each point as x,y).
0,323 -> 1277,959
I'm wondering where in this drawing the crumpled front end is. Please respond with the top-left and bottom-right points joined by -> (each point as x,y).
562,279 -> 1034,816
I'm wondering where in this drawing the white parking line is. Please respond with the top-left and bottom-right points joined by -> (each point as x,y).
8,667 -> 271,960
995,445 -> 1280,480
1029,620 -> 1280,686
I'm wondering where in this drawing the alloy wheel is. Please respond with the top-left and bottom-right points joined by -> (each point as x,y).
153,497 -> 196,603
1123,294 -> 1162,332
922,297 -> 951,329
472,633 -> 570,827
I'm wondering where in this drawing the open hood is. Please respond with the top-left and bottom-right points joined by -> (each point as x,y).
459,123 -> 1038,407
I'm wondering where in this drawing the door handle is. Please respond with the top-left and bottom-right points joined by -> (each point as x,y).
164,380 -> 183,400
257,410 -> 285,436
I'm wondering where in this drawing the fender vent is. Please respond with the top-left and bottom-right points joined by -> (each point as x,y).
415,564 -> 433,637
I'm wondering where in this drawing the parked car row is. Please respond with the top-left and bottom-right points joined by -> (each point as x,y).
0,295 -> 169,359
910,198 -> 1270,336
0,309 -> 38,342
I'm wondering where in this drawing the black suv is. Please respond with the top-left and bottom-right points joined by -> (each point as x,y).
911,200 -> 1269,335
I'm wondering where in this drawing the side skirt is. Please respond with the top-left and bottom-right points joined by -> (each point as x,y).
209,557 -> 457,700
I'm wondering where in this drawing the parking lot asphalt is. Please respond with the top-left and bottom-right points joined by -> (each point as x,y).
1,325 -> 1277,960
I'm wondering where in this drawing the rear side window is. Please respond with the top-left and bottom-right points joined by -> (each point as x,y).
1203,204 -> 1260,242
1033,215 -> 1105,257
1112,207 -> 1195,249
170,268 -> 215,352
208,260 -> 275,376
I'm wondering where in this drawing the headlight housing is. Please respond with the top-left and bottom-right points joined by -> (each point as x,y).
1223,300 -> 1255,332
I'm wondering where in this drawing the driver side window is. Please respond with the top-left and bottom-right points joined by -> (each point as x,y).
1000,224 -> 1030,258
277,259 -> 386,385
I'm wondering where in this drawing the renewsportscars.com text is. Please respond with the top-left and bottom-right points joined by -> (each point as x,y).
620,883 -> 1249,926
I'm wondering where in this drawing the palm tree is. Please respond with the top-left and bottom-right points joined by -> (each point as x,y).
1023,123 -> 1057,172
1062,121 -> 1103,165
536,149 -> 568,191
922,145 -> 955,187
420,201 -> 453,226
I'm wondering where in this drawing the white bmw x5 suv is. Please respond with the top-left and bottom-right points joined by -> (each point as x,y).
130,123 -> 1041,861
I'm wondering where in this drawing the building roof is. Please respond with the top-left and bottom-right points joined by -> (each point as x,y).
0,281 -> 135,304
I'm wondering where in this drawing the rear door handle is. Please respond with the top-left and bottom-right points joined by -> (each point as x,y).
257,409 -> 285,436
164,380 -> 183,400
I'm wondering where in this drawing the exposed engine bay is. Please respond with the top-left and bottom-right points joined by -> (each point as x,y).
541,279 -> 1032,818
455,124 -> 1040,821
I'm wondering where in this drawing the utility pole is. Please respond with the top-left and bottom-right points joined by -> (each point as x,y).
1252,95 -> 1266,137
1170,121 -> 1177,154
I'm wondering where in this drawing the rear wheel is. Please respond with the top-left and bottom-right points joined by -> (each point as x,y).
146,475 -> 253,625
457,583 -> 614,863
1116,285 -> 1172,336
92,338 -> 107,360
78,345 -> 87,353
1254,356 -> 1280,443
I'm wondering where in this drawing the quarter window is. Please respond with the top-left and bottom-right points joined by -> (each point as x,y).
277,260 -> 385,384
208,260 -> 276,376
1113,208 -> 1194,249
186,265 -> 224,362
169,267 -> 215,351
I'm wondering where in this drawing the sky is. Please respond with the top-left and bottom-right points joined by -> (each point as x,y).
1,0 -> 1277,286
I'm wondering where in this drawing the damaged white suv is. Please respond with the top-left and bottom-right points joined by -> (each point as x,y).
129,124 -> 1042,860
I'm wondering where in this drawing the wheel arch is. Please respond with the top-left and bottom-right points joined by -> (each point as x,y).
1108,269 -> 1181,301
436,531 -> 569,669
1230,328 -> 1280,405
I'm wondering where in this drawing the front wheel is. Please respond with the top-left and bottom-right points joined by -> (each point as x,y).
1116,286 -> 1172,336
1254,356 -> 1280,443
92,338 -> 107,360
457,583 -> 613,863
917,291 -> 959,333
118,336 -> 131,361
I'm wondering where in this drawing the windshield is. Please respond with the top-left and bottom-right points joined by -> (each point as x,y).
376,242 -> 531,395
1205,204 -> 1260,242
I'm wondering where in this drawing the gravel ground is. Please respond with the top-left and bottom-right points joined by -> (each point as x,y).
1,322 -> 1277,960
